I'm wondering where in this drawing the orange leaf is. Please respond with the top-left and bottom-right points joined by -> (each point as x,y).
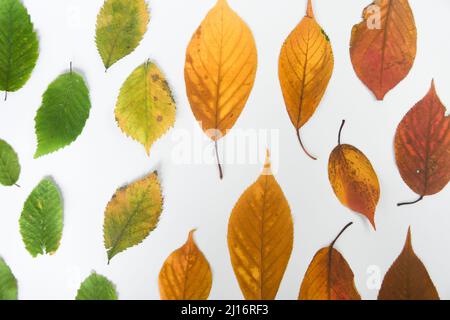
158,230 -> 212,300
227,151 -> 293,300
350,0 -> 417,100
278,0 -> 334,160
378,227 -> 439,300
185,0 -> 257,178
299,222 -> 361,300
395,80 -> 449,206
328,121 -> 380,229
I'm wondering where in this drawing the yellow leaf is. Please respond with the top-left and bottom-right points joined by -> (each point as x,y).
227,151 -> 293,300
278,0 -> 334,160
185,0 -> 258,178
115,61 -> 176,155
158,230 -> 212,300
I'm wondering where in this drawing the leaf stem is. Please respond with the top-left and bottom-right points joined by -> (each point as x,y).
4,91 -> 7,101
296,129 -> 317,160
15,183 -> 21,188
215,140 -> 223,180
397,195 -> 424,207
338,120 -> 345,145
70,61 -> 73,74
330,222 -> 353,250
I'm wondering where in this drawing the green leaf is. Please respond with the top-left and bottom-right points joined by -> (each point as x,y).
34,70 -> 91,158
115,61 -> 176,154
0,138 -> 20,186
96,0 -> 150,70
0,257 -> 18,300
104,172 -> 163,263
0,0 -> 39,99
19,178 -> 63,257
76,272 -> 118,300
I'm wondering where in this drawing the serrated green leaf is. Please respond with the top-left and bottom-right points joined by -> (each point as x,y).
115,61 -> 176,154
104,171 -> 162,263
76,272 -> 118,300
0,257 -> 18,300
34,71 -> 91,158
96,0 -> 150,70
19,178 -> 63,257
0,139 -> 20,186
0,0 -> 39,99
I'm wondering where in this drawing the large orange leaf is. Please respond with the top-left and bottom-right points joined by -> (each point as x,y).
227,152 -> 293,300
158,230 -> 212,300
278,0 -> 334,160
395,80 -> 449,206
378,227 -> 439,300
328,121 -> 380,229
185,0 -> 257,178
299,222 -> 361,300
350,0 -> 417,100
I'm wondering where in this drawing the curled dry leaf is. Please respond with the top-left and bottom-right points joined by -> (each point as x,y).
328,121 -> 380,229
159,230 -> 212,300
378,228 -> 439,300
185,0 -> 257,179
228,151 -> 293,300
104,172 -> 163,263
299,222 -> 360,300
395,81 -> 449,206
350,0 -> 417,100
278,0 -> 334,160
115,60 -> 176,155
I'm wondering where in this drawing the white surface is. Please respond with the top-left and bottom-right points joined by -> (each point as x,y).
0,0 -> 449,300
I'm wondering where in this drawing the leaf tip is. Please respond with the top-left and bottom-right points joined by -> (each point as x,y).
306,0 -> 314,18
262,149 -> 272,175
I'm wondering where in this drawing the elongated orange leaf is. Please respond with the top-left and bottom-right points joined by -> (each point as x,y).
350,0 -> 417,100
328,121 -> 380,229
278,0 -> 334,160
299,222 -> 361,300
227,151 -> 293,300
395,80 -> 449,206
378,228 -> 439,300
185,0 -> 257,178
158,230 -> 212,300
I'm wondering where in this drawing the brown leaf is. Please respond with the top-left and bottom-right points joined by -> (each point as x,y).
350,0 -> 417,100
378,227 -> 439,300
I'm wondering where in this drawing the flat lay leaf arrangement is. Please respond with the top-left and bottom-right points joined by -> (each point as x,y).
0,0 -> 449,301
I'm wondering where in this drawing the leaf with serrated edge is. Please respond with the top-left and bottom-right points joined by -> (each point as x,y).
350,0 -> 417,100
96,0 -> 149,70
19,178 -> 63,257
0,257 -> 18,300
278,0 -> 334,160
0,139 -> 20,186
159,230 -> 212,300
76,272 -> 118,300
378,228 -> 439,300
0,0 -> 39,99
104,171 -> 163,263
34,70 -> 91,158
227,151 -> 293,300
115,61 -> 176,155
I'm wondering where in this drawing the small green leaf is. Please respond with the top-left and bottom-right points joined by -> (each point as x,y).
34,70 -> 91,158
76,272 -> 118,300
115,61 -> 176,154
19,178 -> 63,257
0,139 -> 20,186
0,0 -> 39,99
96,0 -> 150,70
0,257 -> 18,300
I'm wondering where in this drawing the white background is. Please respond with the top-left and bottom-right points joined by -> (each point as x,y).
0,0 -> 449,300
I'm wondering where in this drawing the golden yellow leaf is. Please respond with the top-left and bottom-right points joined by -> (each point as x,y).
278,0 -> 334,160
158,230 -> 212,300
227,152 -> 293,300
185,0 -> 257,178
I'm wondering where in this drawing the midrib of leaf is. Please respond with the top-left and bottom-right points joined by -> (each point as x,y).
422,96 -> 435,195
258,174 -> 269,299
213,5 -> 225,132
143,62 -> 151,146
295,22 -> 311,129
3,0 -> 15,93
181,241 -> 194,299
379,0 -> 394,92
0,150 -> 15,184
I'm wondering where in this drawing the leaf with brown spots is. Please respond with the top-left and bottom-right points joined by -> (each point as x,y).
328,121 -> 380,229
395,80 -> 449,206
350,0 -> 417,100
158,230 -> 212,300
184,0 -> 257,179
227,151 -> 293,300
299,222 -> 361,300
378,227 -> 439,300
